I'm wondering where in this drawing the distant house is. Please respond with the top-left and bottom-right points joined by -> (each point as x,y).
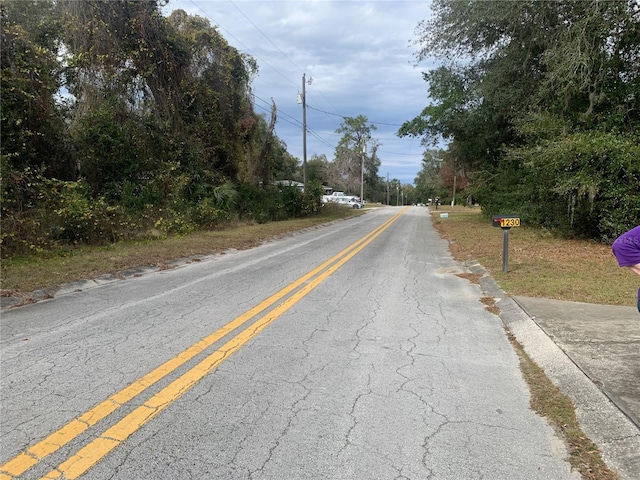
274,180 -> 305,192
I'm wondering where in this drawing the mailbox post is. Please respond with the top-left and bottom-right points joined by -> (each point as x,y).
492,215 -> 521,272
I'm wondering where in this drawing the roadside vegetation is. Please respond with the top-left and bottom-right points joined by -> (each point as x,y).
507,331 -> 618,480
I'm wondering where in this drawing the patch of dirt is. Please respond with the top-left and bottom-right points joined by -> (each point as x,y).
480,296 -> 501,315
455,272 -> 482,284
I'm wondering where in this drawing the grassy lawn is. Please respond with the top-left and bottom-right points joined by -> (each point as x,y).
431,205 -> 636,307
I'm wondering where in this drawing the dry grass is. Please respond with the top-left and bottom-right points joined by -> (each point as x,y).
432,206 -> 636,306
1,208 -> 362,295
507,330 -> 619,480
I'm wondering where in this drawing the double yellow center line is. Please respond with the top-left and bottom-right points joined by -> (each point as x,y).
1,207 -> 408,480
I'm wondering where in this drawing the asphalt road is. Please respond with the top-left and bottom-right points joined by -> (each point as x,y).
1,206 -> 580,480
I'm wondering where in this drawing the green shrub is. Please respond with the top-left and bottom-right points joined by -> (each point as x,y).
153,209 -> 197,235
190,197 -> 226,227
301,180 -> 324,215
477,131 -> 640,241
217,181 -> 325,224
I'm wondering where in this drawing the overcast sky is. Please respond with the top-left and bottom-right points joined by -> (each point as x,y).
162,0 -> 438,185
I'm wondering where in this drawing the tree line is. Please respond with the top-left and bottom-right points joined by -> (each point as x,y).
402,0 -> 640,241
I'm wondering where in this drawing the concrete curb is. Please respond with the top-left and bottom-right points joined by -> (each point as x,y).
465,260 -> 640,480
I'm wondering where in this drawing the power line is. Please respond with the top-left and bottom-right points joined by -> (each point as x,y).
229,0 -> 304,74
378,149 -> 423,157
185,1 -> 415,161
224,1 -> 343,121
306,105 -> 346,119
253,103 -> 300,130
253,94 -> 334,151
253,94 -> 302,127
187,0 -> 340,152
306,129 -> 336,151
188,0 -> 298,90
306,105 -> 405,127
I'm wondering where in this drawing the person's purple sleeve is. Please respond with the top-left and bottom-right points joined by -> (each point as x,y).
612,225 -> 640,267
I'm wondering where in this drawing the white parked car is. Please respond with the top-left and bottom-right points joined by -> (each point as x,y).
345,198 -> 364,209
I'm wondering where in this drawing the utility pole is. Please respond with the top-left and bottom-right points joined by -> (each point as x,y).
301,74 -> 307,188
451,158 -> 457,206
451,174 -> 457,206
386,172 -> 389,205
360,140 -> 365,202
